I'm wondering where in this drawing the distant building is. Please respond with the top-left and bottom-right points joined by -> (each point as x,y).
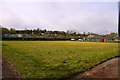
87,34 -> 115,42
2,34 -> 23,38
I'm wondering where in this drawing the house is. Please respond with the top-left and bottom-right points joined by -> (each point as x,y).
87,34 -> 102,42
87,34 -> 114,42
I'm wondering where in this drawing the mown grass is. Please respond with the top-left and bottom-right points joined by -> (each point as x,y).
2,41 -> 118,79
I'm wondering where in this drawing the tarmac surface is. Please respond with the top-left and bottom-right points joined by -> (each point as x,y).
71,58 -> 120,79
2,57 -> 21,79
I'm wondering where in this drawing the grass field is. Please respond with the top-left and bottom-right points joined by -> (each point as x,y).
2,41 -> 118,79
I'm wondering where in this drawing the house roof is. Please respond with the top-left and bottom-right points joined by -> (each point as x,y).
87,34 -> 114,39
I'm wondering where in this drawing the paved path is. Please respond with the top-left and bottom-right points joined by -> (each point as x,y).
70,58 -> 120,79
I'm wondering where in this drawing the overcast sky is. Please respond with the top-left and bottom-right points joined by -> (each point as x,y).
0,1 -> 119,34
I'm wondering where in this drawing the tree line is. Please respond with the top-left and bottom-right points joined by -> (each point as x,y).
1,27 -> 86,40
0,26 -> 118,41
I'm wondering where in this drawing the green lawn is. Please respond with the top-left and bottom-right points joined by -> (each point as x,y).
2,41 -> 118,79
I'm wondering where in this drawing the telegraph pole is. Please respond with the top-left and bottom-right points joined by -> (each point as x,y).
118,2 -> 120,77
118,1 -> 120,37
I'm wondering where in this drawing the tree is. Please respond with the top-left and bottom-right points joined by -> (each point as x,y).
109,32 -> 117,37
0,27 -> 9,34
109,32 -> 117,35
10,28 -> 16,34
